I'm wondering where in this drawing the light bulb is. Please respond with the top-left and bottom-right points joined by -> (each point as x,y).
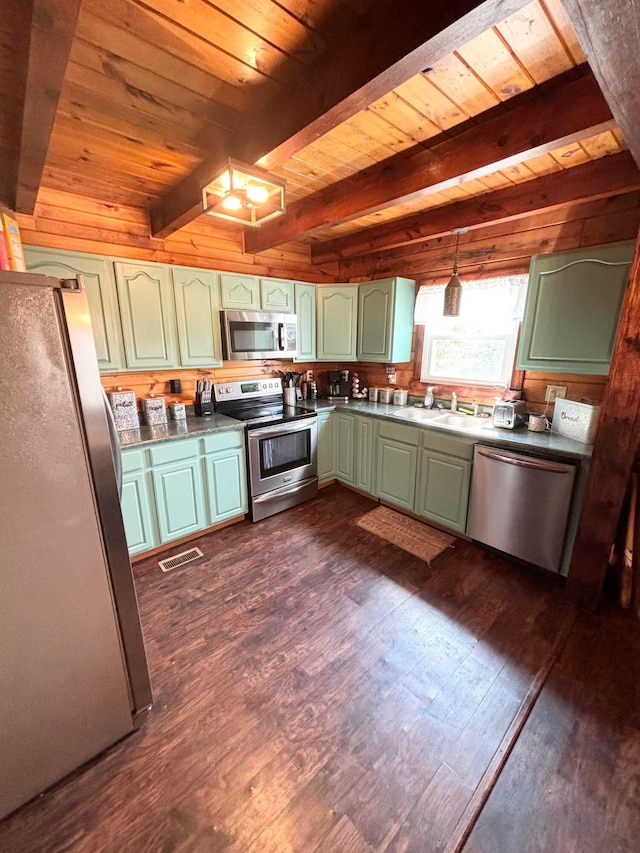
245,183 -> 269,204
222,194 -> 242,210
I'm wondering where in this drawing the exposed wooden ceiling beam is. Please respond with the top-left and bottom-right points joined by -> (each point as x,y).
14,0 -> 82,214
149,0 -> 532,239
562,0 -> 640,171
245,68 -> 614,254
311,152 -> 640,263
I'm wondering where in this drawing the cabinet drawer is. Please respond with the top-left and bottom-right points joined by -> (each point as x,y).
121,448 -> 147,473
377,420 -> 420,446
202,430 -> 244,454
422,430 -> 475,460
149,438 -> 200,466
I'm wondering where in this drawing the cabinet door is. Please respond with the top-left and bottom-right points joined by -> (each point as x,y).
294,282 -> 316,361
335,413 -> 355,484
355,416 -> 376,495
203,449 -> 247,524
358,279 -> 394,362
316,285 -> 358,361
25,247 -> 125,372
220,273 -> 260,310
121,472 -> 157,555
517,240 -> 634,374
376,438 -> 418,511
317,411 -> 336,482
260,278 -> 294,312
416,449 -> 472,534
151,459 -> 206,544
115,262 -> 178,369
172,267 -> 223,367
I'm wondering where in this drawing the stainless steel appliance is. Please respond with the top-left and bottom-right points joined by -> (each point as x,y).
214,379 -> 317,521
492,399 -> 527,429
467,445 -> 578,573
0,271 -> 152,821
220,310 -> 297,360
327,370 -> 350,400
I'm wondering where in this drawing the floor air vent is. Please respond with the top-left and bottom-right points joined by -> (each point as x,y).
158,547 -> 204,573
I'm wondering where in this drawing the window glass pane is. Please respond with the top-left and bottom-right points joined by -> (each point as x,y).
429,338 -> 507,383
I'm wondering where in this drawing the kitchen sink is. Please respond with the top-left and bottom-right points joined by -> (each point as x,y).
432,413 -> 490,431
392,407 -> 445,421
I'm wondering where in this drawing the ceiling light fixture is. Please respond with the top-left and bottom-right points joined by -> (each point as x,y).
202,159 -> 286,227
443,227 -> 468,316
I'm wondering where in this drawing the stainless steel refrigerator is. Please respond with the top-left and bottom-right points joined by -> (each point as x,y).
0,270 -> 152,821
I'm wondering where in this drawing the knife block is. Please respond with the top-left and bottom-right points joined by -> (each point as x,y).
195,401 -> 213,417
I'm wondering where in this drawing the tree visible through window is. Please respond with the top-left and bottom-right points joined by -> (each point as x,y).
414,275 -> 528,388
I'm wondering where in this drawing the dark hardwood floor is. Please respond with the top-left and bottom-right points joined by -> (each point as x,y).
1,485 -> 638,852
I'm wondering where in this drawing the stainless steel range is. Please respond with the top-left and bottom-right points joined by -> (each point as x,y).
214,379 -> 318,522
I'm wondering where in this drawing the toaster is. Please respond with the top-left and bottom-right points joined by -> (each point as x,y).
492,400 -> 527,429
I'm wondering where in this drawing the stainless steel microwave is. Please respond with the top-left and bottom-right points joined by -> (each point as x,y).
220,310 -> 298,360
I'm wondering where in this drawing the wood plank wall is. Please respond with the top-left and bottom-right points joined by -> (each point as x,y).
17,186 -> 636,411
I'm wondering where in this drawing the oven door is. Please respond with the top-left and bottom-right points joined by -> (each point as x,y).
247,418 -> 317,496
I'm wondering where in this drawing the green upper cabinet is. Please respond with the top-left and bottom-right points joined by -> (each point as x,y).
24,247 -> 125,373
260,278 -> 295,313
517,240 -> 634,375
220,273 -> 261,310
114,261 -> 178,370
357,277 -> 416,363
316,284 -> 359,361
172,267 -> 223,367
294,282 -> 316,361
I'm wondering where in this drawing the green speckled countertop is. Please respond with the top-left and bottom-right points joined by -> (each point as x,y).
117,397 -> 593,461
299,398 -> 593,461
117,412 -> 244,449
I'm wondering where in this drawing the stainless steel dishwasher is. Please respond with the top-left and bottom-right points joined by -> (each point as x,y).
467,445 -> 578,573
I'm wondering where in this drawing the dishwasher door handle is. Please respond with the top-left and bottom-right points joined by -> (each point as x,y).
475,446 -> 573,474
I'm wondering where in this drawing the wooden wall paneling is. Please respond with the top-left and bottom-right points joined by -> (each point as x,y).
568,228 -> 640,608
15,0 -> 83,214
0,0 -> 31,208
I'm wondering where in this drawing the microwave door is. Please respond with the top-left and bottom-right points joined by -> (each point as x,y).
229,320 -> 278,358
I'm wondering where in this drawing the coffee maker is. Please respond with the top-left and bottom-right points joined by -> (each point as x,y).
327,370 -> 351,400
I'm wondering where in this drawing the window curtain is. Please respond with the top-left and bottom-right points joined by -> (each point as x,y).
414,275 -> 528,325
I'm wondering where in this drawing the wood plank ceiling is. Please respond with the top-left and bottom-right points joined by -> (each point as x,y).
2,0 -> 639,267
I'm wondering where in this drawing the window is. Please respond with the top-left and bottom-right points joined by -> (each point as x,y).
414,275 -> 528,388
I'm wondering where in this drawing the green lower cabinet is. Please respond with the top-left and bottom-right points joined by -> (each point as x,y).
335,413 -> 355,484
317,410 -> 336,483
120,471 -> 158,555
415,449 -> 472,534
355,416 -> 376,495
151,458 -> 206,544
203,449 -> 248,524
376,436 -> 418,511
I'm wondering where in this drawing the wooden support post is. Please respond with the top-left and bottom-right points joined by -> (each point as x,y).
568,227 -> 640,607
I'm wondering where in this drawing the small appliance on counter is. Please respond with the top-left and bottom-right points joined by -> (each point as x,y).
327,370 -> 350,400
492,399 -> 526,429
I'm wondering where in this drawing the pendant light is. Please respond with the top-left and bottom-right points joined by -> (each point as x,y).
201,159 -> 286,226
443,228 -> 467,316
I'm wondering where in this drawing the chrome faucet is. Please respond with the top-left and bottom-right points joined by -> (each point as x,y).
451,392 -> 457,411
472,401 -> 479,416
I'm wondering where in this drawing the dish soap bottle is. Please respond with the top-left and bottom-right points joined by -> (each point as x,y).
424,386 -> 435,409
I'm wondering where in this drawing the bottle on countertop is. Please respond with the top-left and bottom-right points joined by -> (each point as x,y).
424,386 -> 435,408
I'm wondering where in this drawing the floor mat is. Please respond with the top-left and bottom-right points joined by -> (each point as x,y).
355,504 -> 456,565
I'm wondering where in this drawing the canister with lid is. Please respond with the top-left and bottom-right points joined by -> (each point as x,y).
393,389 -> 408,406
378,388 -> 394,404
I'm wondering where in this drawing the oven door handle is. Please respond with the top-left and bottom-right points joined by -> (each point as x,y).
248,419 -> 316,440
252,481 -> 314,503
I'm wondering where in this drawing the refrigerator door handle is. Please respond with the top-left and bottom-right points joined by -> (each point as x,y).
102,388 -> 123,498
